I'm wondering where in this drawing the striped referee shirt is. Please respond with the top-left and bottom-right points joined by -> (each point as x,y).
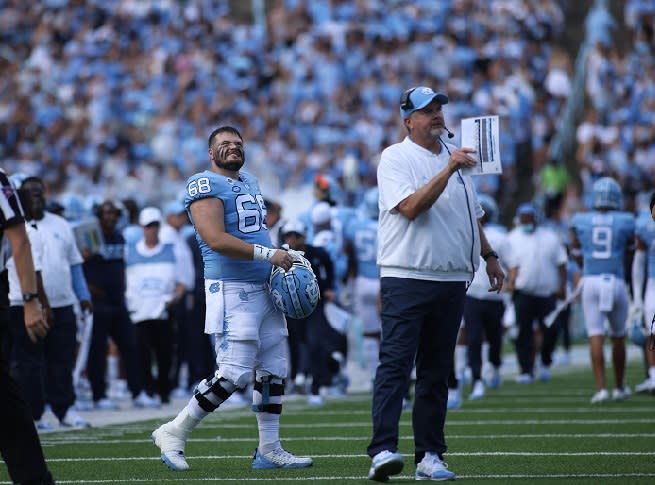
0,168 -> 26,272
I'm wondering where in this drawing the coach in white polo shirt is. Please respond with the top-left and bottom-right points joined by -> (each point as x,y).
505,203 -> 567,384
366,86 -> 505,482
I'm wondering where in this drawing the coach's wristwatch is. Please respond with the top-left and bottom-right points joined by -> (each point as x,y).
482,250 -> 499,261
22,292 -> 39,302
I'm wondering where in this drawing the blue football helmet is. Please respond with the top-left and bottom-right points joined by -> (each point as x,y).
269,253 -> 320,319
592,177 -> 621,210
478,193 -> 499,223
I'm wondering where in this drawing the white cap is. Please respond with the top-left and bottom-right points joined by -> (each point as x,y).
311,202 -> 332,225
139,207 -> 163,226
281,219 -> 307,237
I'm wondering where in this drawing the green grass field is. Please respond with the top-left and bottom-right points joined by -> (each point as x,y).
2,363 -> 655,484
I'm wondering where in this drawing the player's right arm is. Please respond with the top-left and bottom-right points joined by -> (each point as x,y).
189,197 -> 293,271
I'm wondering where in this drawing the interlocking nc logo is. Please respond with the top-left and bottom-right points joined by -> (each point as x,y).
420,87 -> 434,95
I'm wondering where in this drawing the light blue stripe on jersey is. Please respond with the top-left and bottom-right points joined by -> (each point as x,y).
184,170 -> 271,283
571,210 -> 635,277
126,243 -> 176,265
636,213 -> 655,278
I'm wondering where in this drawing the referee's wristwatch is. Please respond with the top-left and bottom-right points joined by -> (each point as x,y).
482,250 -> 499,262
22,292 -> 39,302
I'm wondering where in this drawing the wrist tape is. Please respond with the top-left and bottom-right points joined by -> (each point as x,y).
253,244 -> 275,262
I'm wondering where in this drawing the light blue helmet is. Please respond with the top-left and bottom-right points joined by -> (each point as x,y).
269,254 -> 320,319
592,177 -> 621,210
362,187 -> 379,219
57,192 -> 85,221
478,194 -> 499,223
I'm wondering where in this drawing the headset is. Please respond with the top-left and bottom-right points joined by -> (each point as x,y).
401,88 -> 455,138
400,87 -> 417,111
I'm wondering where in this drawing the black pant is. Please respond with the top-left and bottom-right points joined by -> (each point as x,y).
0,304 -> 52,484
306,302 -> 341,395
368,278 -> 466,464
463,296 -> 505,381
10,305 -> 77,421
87,302 -> 142,401
134,318 -> 173,402
513,291 -> 558,375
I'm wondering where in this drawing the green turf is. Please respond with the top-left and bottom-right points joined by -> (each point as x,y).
2,363 -> 655,484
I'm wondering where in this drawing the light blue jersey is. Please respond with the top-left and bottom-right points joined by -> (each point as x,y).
636,213 -> 655,278
184,170 -> 272,282
344,215 -> 379,280
570,210 -> 635,277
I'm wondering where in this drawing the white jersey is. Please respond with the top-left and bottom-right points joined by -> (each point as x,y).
125,240 -> 184,323
467,223 -> 510,301
377,136 -> 483,281
8,212 -> 83,307
7,222 -> 43,306
159,223 -> 195,289
506,225 -> 567,296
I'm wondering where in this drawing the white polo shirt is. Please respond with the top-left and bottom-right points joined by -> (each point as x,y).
7,223 -> 43,306
506,226 -> 567,296
8,212 -> 83,307
377,136 -> 483,281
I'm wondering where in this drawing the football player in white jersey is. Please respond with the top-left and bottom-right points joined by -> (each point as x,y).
570,177 -> 635,403
152,126 -> 312,472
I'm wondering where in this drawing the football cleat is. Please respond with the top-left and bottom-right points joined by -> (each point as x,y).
590,389 -> 609,404
611,387 -> 631,401
252,447 -> 313,469
415,452 -> 456,481
152,423 -> 190,471
367,450 -> 404,482
60,407 -> 91,428
634,378 -> 655,393
469,380 -> 485,400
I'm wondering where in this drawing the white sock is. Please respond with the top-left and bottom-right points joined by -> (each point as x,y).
649,367 -> 655,381
253,388 -> 282,454
187,398 -> 211,420
171,405 -> 202,437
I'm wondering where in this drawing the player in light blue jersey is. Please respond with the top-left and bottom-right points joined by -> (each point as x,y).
570,177 -> 635,403
630,194 -> 655,393
344,187 -> 381,385
152,126 -> 312,472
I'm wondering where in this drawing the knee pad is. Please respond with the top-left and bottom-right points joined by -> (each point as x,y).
194,373 -> 238,412
252,375 -> 285,414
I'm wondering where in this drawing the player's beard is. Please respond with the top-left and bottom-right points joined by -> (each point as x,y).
213,145 -> 245,172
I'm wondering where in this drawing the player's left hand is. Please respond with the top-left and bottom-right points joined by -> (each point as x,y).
270,249 -> 294,271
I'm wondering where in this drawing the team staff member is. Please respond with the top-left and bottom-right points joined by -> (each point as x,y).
366,87 -> 504,482
8,176 -> 93,429
0,168 -> 54,484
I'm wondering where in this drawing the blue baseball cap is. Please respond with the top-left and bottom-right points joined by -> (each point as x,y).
163,200 -> 185,217
400,86 -> 449,119
517,203 -> 536,216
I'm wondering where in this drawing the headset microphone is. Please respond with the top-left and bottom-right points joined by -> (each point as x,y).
444,126 -> 455,139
